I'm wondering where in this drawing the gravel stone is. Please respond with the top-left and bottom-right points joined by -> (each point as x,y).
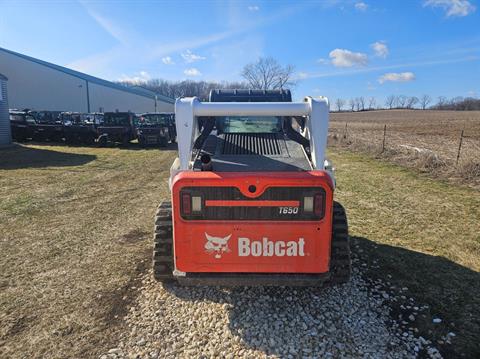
100,255 -> 443,358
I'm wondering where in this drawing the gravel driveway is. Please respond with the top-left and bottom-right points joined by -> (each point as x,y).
102,246 -> 443,359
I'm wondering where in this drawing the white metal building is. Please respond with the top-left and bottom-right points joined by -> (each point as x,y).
0,73 -> 12,146
0,47 -> 174,113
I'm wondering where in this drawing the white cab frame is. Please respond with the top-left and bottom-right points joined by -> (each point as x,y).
173,96 -> 330,172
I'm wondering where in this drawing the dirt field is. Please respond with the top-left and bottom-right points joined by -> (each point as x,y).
329,110 -> 480,187
0,143 -> 479,358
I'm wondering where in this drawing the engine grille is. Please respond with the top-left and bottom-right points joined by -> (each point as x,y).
180,186 -> 326,221
222,133 -> 282,155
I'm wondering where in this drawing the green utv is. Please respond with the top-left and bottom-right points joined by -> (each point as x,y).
96,112 -> 138,146
136,113 -> 176,147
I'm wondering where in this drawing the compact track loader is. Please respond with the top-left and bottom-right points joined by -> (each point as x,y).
153,89 -> 350,286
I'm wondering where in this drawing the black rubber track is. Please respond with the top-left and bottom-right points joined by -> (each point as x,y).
327,201 -> 352,284
153,201 -> 175,282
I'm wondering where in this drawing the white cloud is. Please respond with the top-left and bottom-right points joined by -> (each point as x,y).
162,56 -> 175,65
248,5 -> 260,11
355,2 -> 368,11
378,72 -> 415,84
184,68 -> 202,77
424,0 -> 476,17
181,49 -> 206,63
317,58 -> 329,65
371,41 -> 389,58
329,49 -> 368,67
297,72 -> 309,79
118,71 -> 151,83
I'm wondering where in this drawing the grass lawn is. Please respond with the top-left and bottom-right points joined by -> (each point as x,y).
0,144 -> 478,358
0,143 -> 176,358
329,149 -> 480,357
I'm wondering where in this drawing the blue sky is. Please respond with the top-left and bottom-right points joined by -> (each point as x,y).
0,0 -> 479,104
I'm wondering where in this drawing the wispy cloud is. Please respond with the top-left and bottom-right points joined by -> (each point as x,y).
79,1 -> 130,45
181,50 -> 206,63
162,56 -> 175,65
248,5 -> 260,11
354,2 -> 368,11
329,49 -> 368,67
303,55 -> 479,79
378,72 -> 415,84
118,71 -> 151,83
423,0 -> 476,17
184,68 -> 202,77
317,58 -> 329,65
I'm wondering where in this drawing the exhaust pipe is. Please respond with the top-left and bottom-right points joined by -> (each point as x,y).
201,154 -> 213,171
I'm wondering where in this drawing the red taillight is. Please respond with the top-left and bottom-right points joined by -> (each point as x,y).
314,193 -> 324,217
182,193 -> 191,215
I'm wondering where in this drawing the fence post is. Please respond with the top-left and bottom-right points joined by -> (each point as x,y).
381,124 -> 387,153
456,129 -> 464,166
343,122 -> 348,139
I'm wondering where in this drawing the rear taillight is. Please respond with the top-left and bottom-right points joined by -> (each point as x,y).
192,196 -> 202,212
303,196 -> 314,212
181,193 -> 202,215
182,193 -> 191,215
314,193 -> 324,217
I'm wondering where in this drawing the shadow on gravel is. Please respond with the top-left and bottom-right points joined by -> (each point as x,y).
0,144 -> 96,169
353,236 -> 480,359
161,236 -> 480,358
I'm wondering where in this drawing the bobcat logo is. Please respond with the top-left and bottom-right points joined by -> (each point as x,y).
204,233 -> 232,259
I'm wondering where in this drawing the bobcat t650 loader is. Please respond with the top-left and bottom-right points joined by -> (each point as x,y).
153,89 -> 350,286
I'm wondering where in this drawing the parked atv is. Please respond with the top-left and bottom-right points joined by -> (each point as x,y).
9,110 -> 36,141
29,110 -> 64,142
136,113 -> 176,147
96,112 -> 137,146
61,112 -> 97,145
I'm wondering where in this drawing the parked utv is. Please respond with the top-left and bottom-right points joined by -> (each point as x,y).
29,110 -> 64,142
9,110 -> 36,141
137,113 -> 176,147
61,112 -> 97,145
96,112 -> 137,146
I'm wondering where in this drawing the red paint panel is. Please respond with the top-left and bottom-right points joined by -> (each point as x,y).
205,200 -> 300,207
171,171 -> 334,274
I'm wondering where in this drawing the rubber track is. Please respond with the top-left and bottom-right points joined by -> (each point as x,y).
153,201 -> 175,282
327,201 -> 352,284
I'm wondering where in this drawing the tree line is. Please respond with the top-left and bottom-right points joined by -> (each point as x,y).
118,57 -> 294,101
334,95 -> 480,112
117,56 -> 479,111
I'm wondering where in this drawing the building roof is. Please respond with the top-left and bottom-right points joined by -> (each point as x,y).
0,47 -> 174,104
0,73 -> 7,81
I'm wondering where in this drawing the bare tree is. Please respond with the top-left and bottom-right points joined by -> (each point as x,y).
437,96 -> 447,108
349,98 -> 356,111
354,98 -> 361,112
406,96 -> 419,109
385,95 -> 396,109
335,98 -> 346,112
396,95 -> 408,108
358,96 -> 365,111
368,97 -> 376,110
241,57 -> 296,90
419,94 -> 431,110
119,79 -> 248,101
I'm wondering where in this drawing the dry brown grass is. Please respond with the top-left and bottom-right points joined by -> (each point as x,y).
0,143 -> 176,359
329,149 -> 480,357
329,110 -> 480,188
1,143 -> 479,358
